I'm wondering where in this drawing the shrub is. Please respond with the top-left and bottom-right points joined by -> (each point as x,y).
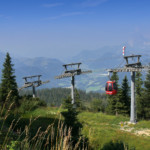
16,96 -> 47,114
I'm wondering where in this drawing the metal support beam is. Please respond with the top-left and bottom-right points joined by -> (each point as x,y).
108,71 -> 111,80
55,62 -> 92,108
130,71 -> 136,123
124,57 -> 128,65
138,57 -> 140,63
19,75 -> 50,98
107,53 -> 150,123
71,76 -> 75,104
32,85 -> 36,98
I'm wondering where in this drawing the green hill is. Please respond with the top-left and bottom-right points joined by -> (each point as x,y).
4,107 -> 150,150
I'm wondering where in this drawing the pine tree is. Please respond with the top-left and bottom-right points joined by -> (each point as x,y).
114,88 -> 125,115
135,72 -> 144,119
121,75 -> 130,115
0,53 -> 19,107
106,73 -> 130,116
142,70 -> 150,119
75,88 -> 82,110
111,72 -> 119,85
61,96 -> 83,146
91,98 -> 103,112
106,72 -> 121,115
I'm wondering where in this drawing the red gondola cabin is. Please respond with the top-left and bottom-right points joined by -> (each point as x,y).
105,81 -> 117,95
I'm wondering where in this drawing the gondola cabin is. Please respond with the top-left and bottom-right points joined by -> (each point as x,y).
105,81 -> 117,95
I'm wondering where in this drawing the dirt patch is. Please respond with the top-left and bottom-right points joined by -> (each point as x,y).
120,127 -> 150,137
135,129 -> 150,136
119,122 -> 150,136
121,127 -> 134,132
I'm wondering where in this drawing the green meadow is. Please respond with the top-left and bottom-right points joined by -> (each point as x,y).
2,107 -> 150,150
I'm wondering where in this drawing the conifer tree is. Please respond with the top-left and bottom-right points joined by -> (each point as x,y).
75,88 -> 82,110
111,72 -> 119,85
91,98 -> 103,112
61,96 -> 83,147
106,72 -> 121,115
141,70 -> 150,119
121,75 -> 130,115
114,89 -> 124,115
135,72 -> 144,119
0,53 -> 19,107
106,73 -> 130,116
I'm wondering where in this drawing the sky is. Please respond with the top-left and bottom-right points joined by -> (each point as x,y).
0,0 -> 150,60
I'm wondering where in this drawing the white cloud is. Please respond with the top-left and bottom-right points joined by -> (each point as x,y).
42,3 -> 63,8
81,0 -> 108,7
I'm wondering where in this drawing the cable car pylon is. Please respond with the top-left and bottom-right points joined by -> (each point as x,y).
19,75 -> 50,98
55,62 -> 92,106
107,47 -> 150,124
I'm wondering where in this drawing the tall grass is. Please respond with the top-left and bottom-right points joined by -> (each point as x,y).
0,95 -> 87,150
0,114 -> 87,149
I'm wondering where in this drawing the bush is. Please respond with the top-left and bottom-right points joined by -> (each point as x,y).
101,140 -> 130,150
90,98 -> 106,112
16,96 -> 47,114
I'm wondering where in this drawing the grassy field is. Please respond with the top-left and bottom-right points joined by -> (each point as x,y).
78,112 -> 150,150
2,107 -> 150,149
23,107 -> 150,149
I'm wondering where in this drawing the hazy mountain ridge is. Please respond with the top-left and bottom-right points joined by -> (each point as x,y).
69,44 -> 150,69
64,44 -> 150,91
15,57 -> 65,88
0,43 -> 150,92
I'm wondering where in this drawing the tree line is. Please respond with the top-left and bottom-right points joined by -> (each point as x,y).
0,53 -> 46,114
1,52 -> 150,121
20,87 -> 106,107
106,71 -> 150,120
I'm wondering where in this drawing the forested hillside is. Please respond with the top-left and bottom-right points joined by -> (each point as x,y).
19,88 -> 106,107
1,52 -> 150,149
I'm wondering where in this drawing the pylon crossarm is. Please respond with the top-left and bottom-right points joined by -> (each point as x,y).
55,70 -> 92,79
19,75 -> 50,98
80,70 -> 92,74
41,80 -> 50,84
107,66 -> 150,73
23,75 -> 42,79
34,80 -> 50,87
55,73 -> 74,79
63,62 -> 82,67
55,62 -> 92,106
124,55 -> 141,58
106,53 -> 150,124
18,83 -> 33,90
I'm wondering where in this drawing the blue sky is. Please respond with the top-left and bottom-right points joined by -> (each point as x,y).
0,0 -> 150,59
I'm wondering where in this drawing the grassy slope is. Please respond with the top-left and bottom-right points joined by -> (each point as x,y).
78,112 -> 150,150
9,107 -> 150,150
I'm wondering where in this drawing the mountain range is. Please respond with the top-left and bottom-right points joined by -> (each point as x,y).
0,42 -> 150,93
